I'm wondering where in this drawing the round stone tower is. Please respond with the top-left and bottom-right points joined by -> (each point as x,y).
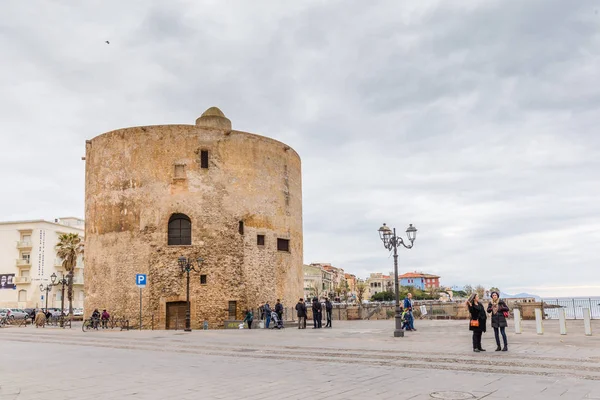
84,107 -> 303,329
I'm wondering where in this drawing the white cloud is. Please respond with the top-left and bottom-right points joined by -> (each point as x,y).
1,0 -> 599,296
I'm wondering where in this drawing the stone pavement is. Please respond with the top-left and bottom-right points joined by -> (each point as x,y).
1,319 -> 600,399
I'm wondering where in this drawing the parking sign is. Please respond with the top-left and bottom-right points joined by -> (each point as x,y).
136,274 -> 147,288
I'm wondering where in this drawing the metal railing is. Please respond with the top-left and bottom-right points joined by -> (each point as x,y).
540,298 -> 600,320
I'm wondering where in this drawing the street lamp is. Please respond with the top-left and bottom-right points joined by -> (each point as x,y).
39,273 -> 57,312
177,256 -> 204,332
53,275 -> 69,327
378,223 -> 417,338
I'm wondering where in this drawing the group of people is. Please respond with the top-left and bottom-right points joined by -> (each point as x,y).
89,309 -> 111,329
243,299 -> 285,329
295,297 -> 333,329
467,291 -> 509,352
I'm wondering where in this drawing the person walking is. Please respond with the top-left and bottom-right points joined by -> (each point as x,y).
487,291 -> 509,351
295,298 -> 307,329
325,298 -> 333,328
312,297 -> 322,328
467,293 -> 487,352
275,299 -> 284,322
34,309 -> 46,328
403,293 -> 416,331
243,309 -> 254,329
263,302 -> 272,329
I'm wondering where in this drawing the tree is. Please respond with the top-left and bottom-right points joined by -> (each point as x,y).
309,282 -> 321,299
56,233 -> 84,321
371,291 -> 394,301
489,287 -> 500,294
463,285 -> 474,295
356,281 -> 367,305
475,285 -> 485,299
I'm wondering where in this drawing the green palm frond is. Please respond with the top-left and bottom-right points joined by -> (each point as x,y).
56,233 -> 84,273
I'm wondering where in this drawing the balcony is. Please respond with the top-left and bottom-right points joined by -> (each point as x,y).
15,276 -> 31,284
72,276 -> 84,285
16,259 -> 31,268
16,241 -> 32,249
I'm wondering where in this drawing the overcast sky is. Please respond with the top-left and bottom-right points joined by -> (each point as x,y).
1,1 -> 599,297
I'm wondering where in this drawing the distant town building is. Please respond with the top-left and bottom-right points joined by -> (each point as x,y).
399,272 -> 441,290
0,217 -> 85,309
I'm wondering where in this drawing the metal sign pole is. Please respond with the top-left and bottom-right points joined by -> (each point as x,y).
139,287 -> 142,331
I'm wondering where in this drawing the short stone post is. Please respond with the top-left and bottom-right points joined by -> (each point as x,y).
535,308 -> 544,335
514,308 -> 522,334
558,308 -> 567,335
584,308 -> 592,336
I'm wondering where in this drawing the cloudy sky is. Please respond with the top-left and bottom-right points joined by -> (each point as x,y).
1,0 -> 599,297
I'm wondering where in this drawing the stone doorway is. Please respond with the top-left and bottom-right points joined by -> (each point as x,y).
166,301 -> 187,330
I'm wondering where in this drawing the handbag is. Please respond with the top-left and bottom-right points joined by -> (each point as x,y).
470,319 -> 479,328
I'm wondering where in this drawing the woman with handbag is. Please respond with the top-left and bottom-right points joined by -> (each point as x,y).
466,293 -> 487,352
487,291 -> 509,351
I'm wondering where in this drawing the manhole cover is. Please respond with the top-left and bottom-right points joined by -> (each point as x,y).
430,392 -> 475,400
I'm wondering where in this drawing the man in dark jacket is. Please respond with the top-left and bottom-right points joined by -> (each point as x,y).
325,298 -> 333,328
264,302 -> 272,329
312,297 -> 322,328
275,299 -> 284,322
295,298 -> 307,329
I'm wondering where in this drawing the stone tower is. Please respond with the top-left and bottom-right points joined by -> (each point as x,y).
84,107 -> 303,329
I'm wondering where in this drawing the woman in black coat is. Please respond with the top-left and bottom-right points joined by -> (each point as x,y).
487,291 -> 509,351
466,293 -> 487,352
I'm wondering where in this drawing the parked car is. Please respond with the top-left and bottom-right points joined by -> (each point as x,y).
73,308 -> 84,316
5,308 -> 28,319
0,308 -> 8,318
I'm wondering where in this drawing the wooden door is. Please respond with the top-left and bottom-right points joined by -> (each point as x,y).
166,301 -> 187,330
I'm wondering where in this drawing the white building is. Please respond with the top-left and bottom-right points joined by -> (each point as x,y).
0,217 -> 85,309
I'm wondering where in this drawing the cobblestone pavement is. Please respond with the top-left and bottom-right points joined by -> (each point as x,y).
1,319 -> 600,399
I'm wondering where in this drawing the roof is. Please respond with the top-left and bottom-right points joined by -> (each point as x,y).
399,272 -> 440,279
0,219 -> 85,231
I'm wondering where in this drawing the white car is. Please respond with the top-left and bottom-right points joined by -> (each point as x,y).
5,308 -> 28,319
73,308 -> 84,316
0,308 -> 8,318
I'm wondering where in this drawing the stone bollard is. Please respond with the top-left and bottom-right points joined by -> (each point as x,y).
514,309 -> 522,334
584,308 -> 592,336
535,308 -> 544,335
558,308 -> 567,335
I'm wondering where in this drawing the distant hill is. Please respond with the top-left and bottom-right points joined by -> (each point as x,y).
500,291 -> 540,300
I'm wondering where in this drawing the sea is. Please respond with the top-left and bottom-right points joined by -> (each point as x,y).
539,297 -> 600,319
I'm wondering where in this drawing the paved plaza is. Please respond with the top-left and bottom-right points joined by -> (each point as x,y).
1,319 -> 600,399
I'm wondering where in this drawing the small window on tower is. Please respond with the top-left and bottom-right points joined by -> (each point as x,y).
277,238 -> 290,252
200,150 -> 209,169
238,221 -> 244,235
200,275 -> 207,285
228,301 -> 237,318
174,164 -> 185,179
257,235 -> 265,246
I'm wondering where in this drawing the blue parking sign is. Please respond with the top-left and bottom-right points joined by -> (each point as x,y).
136,274 -> 147,288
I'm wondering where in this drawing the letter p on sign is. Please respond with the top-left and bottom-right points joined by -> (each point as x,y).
136,274 -> 147,288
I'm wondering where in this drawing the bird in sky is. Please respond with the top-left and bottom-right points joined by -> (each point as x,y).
105,40 -> 110,44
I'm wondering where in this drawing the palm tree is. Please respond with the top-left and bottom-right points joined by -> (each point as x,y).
56,233 -> 84,320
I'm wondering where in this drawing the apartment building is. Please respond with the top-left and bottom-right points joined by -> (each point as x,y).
0,217 -> 85,309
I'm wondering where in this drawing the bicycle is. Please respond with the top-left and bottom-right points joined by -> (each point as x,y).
82,317 -> 100,332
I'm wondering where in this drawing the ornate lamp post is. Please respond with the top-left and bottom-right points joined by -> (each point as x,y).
378,223 -> 417,338
178,256 -> 204,332
39,273 -> 57,312
53,274 -> 69,327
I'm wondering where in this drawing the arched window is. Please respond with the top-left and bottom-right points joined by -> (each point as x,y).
18,289 -> 27,302
168,214 -> 192,245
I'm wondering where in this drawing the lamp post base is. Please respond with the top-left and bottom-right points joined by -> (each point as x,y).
394,308 -> 404,338
394,329 -> 405,338
184,328 -> 192,332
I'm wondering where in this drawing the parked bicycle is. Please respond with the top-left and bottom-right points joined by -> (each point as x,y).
82,317 -> 100,332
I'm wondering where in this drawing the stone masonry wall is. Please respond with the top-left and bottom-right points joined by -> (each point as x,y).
84,109 -> 303,328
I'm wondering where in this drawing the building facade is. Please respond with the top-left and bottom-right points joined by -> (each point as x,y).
0,218 -> 85,309
399,272 -> 441,290
84,107 -> 303,329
